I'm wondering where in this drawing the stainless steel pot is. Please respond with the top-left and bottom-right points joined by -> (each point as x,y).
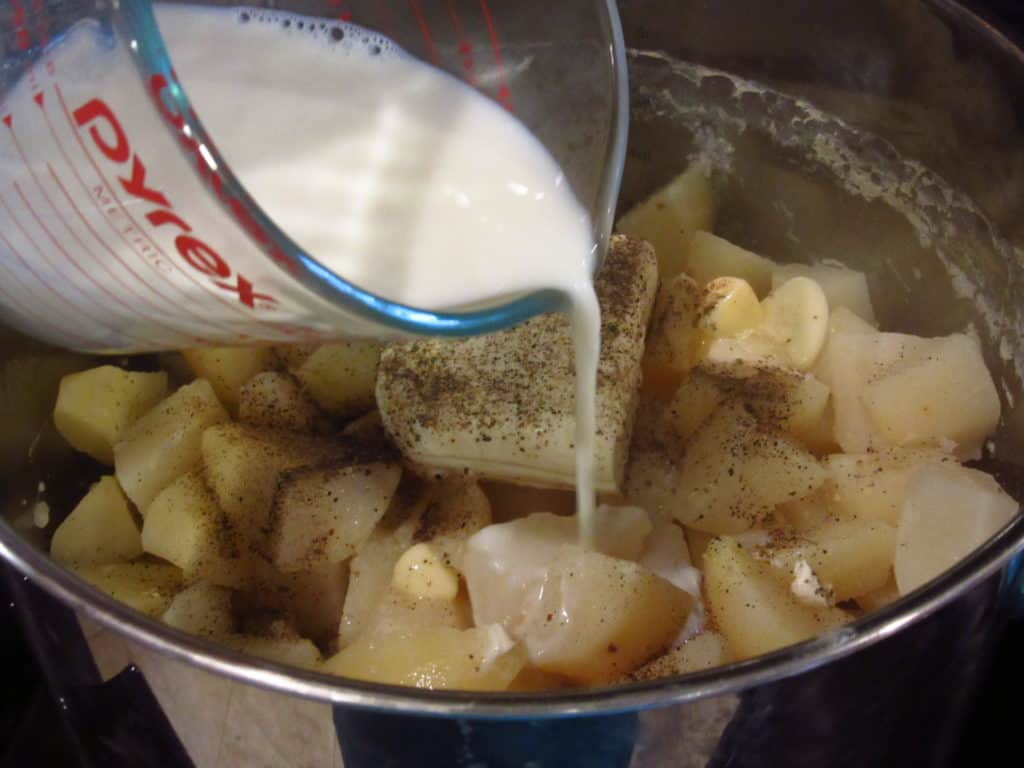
2,1 -> 1024,766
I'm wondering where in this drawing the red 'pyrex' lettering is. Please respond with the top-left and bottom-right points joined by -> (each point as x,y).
72,95 -> 280,309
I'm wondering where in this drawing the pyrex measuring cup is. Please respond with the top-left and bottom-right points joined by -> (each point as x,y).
0,0 -> 627,352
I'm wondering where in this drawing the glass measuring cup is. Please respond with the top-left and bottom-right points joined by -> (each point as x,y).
0,0 -> 627,352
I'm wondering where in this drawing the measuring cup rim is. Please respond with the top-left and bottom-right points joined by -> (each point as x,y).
123,0 -> 630,336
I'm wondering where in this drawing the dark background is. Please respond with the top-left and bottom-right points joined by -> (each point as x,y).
1,0 -> 1023,765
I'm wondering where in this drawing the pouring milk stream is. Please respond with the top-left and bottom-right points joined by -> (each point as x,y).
0,6 -> 604,543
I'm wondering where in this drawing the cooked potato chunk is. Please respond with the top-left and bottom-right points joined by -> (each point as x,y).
824,449 -> 953,524
295,342 -> 381,418
360,585 -> 472,640
323,624 -> 525,690
761,520 -> 897,601
644,272 -> 701,383
629,631 -> 733,680
54,367 -> 168,464
201,423 -> 346,546
664,372 -> 725,445
416,480 -> 493,573
685,232 -> 775,297
518,546 -> 691,684
161,582 -> 235,638
704,538 -> 849,660
225,635 -> 322,669
270,462 -> 402,572
238,371 -> 321,432
50,476 -> 141,566
895,464 -> 1017,595
114,379 -> 229,513
675,403 -> 826,534
862,333 -> 1000,458
181,346 -> 275,412
615,164 -> 715,278
72,561 -> 183,616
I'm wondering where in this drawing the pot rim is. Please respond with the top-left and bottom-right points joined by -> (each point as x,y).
3,0 -> 1024,720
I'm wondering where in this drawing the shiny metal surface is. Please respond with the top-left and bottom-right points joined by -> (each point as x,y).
1,0 -> 1024,764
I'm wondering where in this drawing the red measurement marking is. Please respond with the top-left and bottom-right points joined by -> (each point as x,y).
53,84 -> 279,339
2,116 -> 10,128
33,92 -> 43,108
4,121 -> 187,345
376,0 -> 395,37
478,0 -> 512,110
447,0 -> 477,85
408,0 -> 439,65
0,197 -> 113,347
39,98 -> 217,330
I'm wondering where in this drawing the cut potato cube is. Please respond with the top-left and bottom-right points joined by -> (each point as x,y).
273,344 -> 318,370
338,481 -> 431,645
615,165 -> 715,278
141,471 -> 269,590
895,464 -> 1018,595
416,480 -> 493,573
685,232 -> 775,297
225,635 -> 322,669
675,403 -> 826,534
645,272 -> 701,379
161,582 -> 235,638
697,277 -> 764,340
761,519 -> 898,601
773,262 -> 876,324
50,476 -> 141,566
295,342 -> 381,418
201,423 -> 347,546
323,624 -> 525,691
360,585 -> 472,640
824,449 -> 953,524
862,333 -> 1000,458
72,561 -> 183,616
181,346 -> 276,412
704,538 -> 850,660
376,236 -> 657,493
719,370 -> 830,439
812,330 -> 931,453
827,306 -> 876,336
520,546 -> 691,684
777,490 -> 836,532
270,462 -> 402,572
54,366 -> 168,464
697,333 -> 791,379
665,372 -> 726,446
623,449 -> 680,521
629,630 -> 733,681
238,371 -> 320,432
114,379 -> 229,513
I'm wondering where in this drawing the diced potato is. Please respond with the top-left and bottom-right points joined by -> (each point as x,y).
272,561 -> 349,642
828,306 -> 876,335
480,481 -> 576,523
644,273 -> 701,379
416,480 -> 493,572
273,344 -> 318,370
360,585 -> 472,640
629,631 -> 733,681
238,371 -> 320,432
773,262 -> 876,323
114,379 -> 229,512
50,476 -> 141,566
675,403 -> 826,534
615,165 -> 715,278
295,342 -> 381,418
761,519 -> 898,601
519,546 -> 691,684
161,582 -> 235,638
895,464 -> 1018,595
270,462 -> 402,572
322,624 -> 526,691
141,471 -> 268,590
181,346 -> 276,412
824,449 -> 953,524
720,370 -> 830,439
201,423 -> 346,546
664,372 -> 725,445
697,333 -> 791,379
777,489 -> 836,532
54,366 -> 168,464
704,538 -> 850,660
862,333 -> 1001,458
856,578 -> 900,613
812,330 -> 931,453
72,561 -> 183,616
623,448 -> 679,519
338,481 -> 431,645
225,635 -> 322,669
685,232 -> 775,297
